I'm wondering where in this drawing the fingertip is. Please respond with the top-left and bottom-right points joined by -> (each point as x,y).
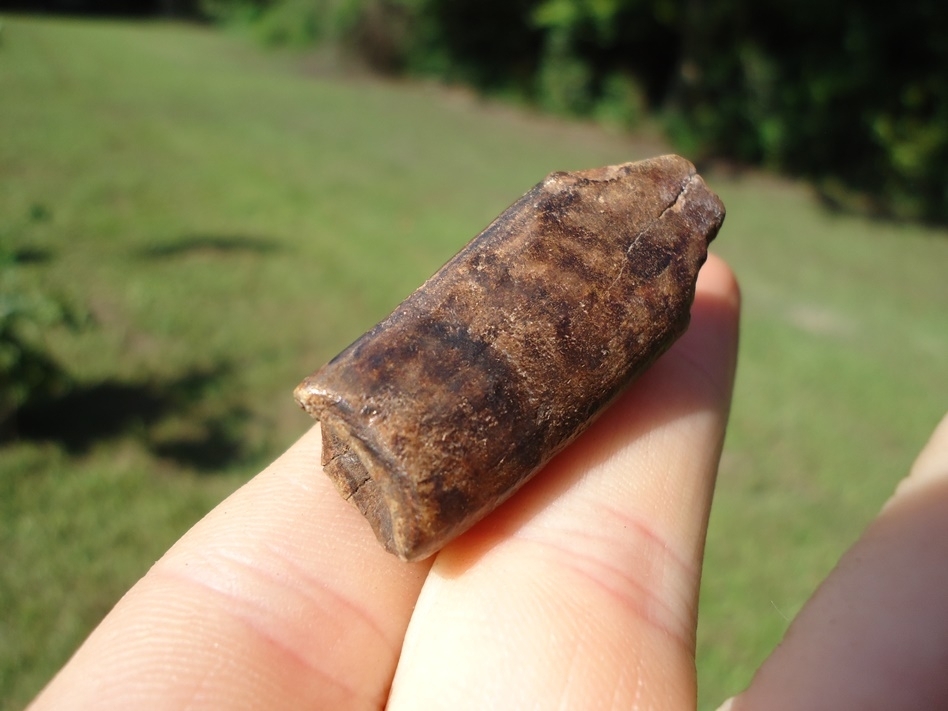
886,411 -> 948,507
698,252 -> 741,315
908,412 -> 948,482
664,252 -> 740,405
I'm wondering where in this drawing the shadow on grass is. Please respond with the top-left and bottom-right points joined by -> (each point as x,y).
11,366 -> 251,472
138,234 -> 282,258
10,247 -> 54,264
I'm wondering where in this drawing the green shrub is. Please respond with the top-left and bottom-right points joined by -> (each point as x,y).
201,0 -> 411,68
536,29 -> 593,115
594,72 -> 647,129
0,209 -> 87,434
199,0 -> 267,27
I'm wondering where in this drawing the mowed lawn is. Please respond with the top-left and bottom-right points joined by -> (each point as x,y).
2,15 -> 947,710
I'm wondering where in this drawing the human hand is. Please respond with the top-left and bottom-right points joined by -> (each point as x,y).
31,254 -> 741,709
30,250 -> 948,710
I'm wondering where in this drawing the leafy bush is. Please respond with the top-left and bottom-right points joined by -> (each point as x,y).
667,1 -> 948,222
0,209 -> 87,434
535,28 -> 593,115
594,72 -> 647,129
202,0 -> 411,69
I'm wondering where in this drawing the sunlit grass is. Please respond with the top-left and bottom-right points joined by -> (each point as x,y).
1,15 -> 946,710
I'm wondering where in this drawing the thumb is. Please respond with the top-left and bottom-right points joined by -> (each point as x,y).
721,413 -> 948,711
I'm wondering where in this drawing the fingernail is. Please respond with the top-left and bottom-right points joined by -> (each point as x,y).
714,698 -> 735,711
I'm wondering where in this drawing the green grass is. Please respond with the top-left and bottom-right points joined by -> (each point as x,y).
699,175 -> 948,695
2,15 -> 946,710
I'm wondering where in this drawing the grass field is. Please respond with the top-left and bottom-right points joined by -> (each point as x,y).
2,15 -> 947,710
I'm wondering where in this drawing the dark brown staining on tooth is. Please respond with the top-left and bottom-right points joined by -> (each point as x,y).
294,154 -> 726,561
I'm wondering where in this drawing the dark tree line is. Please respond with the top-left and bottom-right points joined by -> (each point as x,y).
12,0 -> 948,222
390,0 -> 947,222
0,0 -> 198,16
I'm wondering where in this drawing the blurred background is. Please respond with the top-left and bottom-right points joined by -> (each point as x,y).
1,2 -> 946,708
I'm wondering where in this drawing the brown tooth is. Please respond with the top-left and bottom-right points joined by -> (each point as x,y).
294,154 -> 725,561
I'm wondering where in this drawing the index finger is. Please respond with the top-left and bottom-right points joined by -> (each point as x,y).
30,425 -> 432,710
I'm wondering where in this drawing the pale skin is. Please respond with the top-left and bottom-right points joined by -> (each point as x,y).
29,255 -> 948,710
